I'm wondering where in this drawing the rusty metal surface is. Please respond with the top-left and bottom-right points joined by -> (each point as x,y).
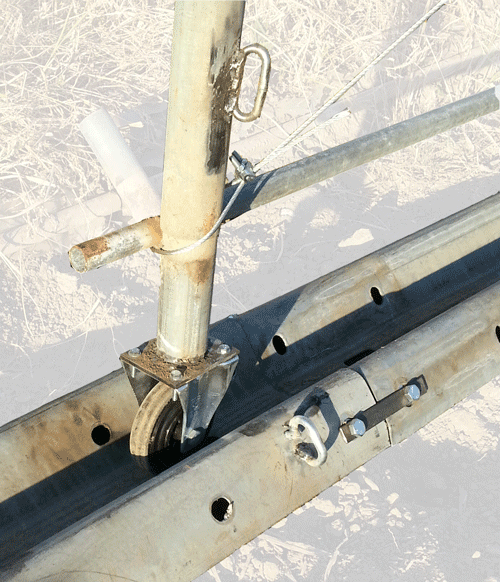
0,371 -> 148,571
0,369 -> 138,504
68,216 -> 161,273
120,338 -> 238,391
156,1 -> 246,362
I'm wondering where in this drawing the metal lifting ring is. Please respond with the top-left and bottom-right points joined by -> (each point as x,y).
286,415 -> 328,467
233,44 -> 271,123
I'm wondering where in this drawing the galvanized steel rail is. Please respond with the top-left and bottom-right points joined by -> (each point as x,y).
2,277 -> 500,580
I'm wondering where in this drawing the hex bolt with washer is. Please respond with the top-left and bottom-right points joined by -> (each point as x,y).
346,418 -> 366,438
170,369 -> 182,381
128,347 -> 141,358
403,383 -> 421,406
218,344 -> 231,355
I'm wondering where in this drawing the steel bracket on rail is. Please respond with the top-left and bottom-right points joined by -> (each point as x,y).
120,339 -> 239,450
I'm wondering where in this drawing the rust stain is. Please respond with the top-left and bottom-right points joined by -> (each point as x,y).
207,40 -> 242,174
202,209 -> 217,234
79,236 -> 109,260
137,339 -> 215,379
186,257 -> 213,285
145,216 -> 162,247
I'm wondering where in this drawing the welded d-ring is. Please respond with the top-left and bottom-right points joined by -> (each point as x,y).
233,44 -> 271,123
286,415 -> 327,467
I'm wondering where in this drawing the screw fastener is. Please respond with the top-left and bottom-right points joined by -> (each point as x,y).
128,347 -> 141,358
218,344 -> 231,355
346,418 -> 366,438
403,383 -> 421,406
170,369 -> 182,381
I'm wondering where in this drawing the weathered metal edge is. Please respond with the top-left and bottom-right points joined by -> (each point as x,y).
3,279 -> 500,581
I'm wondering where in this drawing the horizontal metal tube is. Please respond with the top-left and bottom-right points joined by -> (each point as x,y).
209,189 -> 500,435
9,190 -> 500,496
70,86 -> 499,272
226,85 -> 500,217
3,279 -> 500,581
5,189 -> 500,490
68,216 -> 161,273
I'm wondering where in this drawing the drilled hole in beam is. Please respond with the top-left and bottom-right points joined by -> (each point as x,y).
211,497 -> 233,523
91,424 -> 111,446
370,286 -> 384,305
272,335 -> 287,355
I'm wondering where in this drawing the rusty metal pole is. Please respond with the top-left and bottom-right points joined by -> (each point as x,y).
156,1 -> 245,362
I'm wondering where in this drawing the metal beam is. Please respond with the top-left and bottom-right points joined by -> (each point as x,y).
2,277 -> 500,581
3,191 -> 500,576
156,1 -> 245,362
69,85 -> 500,273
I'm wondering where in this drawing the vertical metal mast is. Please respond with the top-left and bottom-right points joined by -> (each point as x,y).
157,1 -> 245,362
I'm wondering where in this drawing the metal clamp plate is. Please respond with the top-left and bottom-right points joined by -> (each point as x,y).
340,376 -> 428,443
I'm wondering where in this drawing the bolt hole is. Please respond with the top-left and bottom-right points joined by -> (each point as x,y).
272,335 -> 287,355
211,497 -> 233,522
91,424 -> 111,446
496,326 -> 500,343
370,286 -> 384,305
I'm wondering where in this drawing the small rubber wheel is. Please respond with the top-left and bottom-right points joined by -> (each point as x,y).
130,382 -> 183,473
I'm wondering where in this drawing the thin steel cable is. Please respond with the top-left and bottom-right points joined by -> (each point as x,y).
152,179 -> 246,255
254,0 -> 450,173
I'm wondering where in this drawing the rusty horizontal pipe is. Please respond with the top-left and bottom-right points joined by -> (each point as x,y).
69,85 -> 500,273
68,216 -> 162,272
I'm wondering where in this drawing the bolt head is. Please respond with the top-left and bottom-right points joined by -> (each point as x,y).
128,347 -> 141,358
347,418 -> 366,438
170,369 -> 182,381
403,383 -> 421,404
218,344 -> 231,355
295,442 -> 316,461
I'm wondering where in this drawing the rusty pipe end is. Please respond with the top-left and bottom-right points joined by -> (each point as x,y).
68,246 -> 88,273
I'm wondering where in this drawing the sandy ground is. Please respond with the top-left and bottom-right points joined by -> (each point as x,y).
1,0 -> 500,580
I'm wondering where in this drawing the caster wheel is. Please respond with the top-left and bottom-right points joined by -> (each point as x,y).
130,382 -> 183,474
